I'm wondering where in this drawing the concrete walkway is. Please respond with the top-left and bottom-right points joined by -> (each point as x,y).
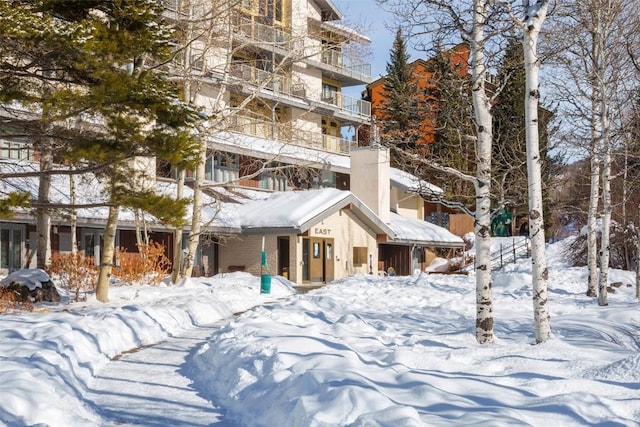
87,326 -> 236,427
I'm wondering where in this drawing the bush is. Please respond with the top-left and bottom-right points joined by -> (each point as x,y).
113,241 -> 171,286
49,252 -> 98,302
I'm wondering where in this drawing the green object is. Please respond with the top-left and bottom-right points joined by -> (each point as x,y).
491,209 -> 513,237
260,250 -> 271,294
260,274 -> 271,294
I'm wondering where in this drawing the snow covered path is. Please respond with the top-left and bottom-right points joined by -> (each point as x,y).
87,325 -> 231,427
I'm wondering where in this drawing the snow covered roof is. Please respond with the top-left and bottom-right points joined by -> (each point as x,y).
0,161 -> 462,248
390,168 -> 443,196
222,187 -> 394,236
209,131 -> 351,174
387,212 -> 465,248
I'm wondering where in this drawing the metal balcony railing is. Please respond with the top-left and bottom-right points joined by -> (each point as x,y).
227,113 -> 352,155
233,15 -> 293,47
318,48 -> 371,81
231,17 -> 371,82
320,90 -> 371,118
227,63 -> 371,119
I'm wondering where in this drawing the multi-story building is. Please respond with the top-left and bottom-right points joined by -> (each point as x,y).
0,0 -> 464,282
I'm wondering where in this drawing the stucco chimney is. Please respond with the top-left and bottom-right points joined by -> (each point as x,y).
349,146 -> 391,224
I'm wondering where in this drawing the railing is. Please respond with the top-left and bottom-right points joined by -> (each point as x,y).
231,17 -> 371,81
226,62 -> 370,118
318,48 -> 372,81
490,237 -> 531,270
234,15 -> 292,47
227,113 -> 352,155
459,237 -> 530,273
228,64 -> 301,96
320,90 -> 371,118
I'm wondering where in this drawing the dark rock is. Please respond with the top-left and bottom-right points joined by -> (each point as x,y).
5,280 -> 60,303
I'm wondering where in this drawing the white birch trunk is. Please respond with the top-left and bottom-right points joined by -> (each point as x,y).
96,205 -> 119,303
171,169 -> 185,284
598,102 -> 611,306
36,149 -> 52,269
595,3 -> 612,306
587,131 -> 600,297
182,142 -> 206,279
522,0 -> 551,343
70,170 -> 77,254
179,1 -> 202,280
471,0 -> 494,344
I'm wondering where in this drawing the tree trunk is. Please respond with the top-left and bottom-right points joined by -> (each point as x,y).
598,104 -> 611,306
171,169 -> 186,283
182,141 -> 206,278
636,226 -> 640,300
96,205 -> 119,303
586,141 -> 600,297
595,4 -> 612,307
522,0 -> 551,343
70,170 -> 77,254
471,0 -> 494,345
36,148 -> 52,269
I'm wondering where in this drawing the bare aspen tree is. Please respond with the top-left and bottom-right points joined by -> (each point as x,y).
501,0 -> 552,343
380,0 -> 512,344
548,0 -> 634,302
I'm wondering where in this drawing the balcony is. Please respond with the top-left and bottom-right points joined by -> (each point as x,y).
228,64 -> 301,95
227,114 -> 354,155
231,17 -> 371,85
232,15 -> 293,49
314,48 -> 372,85
227,63 -> 370,120
319,90 -> 371,119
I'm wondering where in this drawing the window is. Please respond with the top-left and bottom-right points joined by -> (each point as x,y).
302,238 -> 310,281
0,141 -> 33,160
353,247 -> 367,265
322,83 -> 338,102
274,0 -> 283,23
216,152 -> 239,169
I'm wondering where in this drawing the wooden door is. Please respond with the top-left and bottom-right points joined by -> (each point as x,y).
310,238 -> 324,282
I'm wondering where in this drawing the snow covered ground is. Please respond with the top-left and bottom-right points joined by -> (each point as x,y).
1,238 -> 639,426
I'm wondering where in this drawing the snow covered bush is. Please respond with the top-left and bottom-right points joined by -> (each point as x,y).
49,252 -> 98,302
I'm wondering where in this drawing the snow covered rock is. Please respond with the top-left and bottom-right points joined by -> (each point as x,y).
1,269 -> 60,302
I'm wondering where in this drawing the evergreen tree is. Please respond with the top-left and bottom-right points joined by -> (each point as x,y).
0,0 -> 202,301
378,28 -> 423,156
423,44 -> 477,206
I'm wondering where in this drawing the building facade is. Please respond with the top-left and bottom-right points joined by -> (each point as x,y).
0,0 -> 465,282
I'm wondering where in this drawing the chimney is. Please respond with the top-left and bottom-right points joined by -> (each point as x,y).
349,146 -> 391,224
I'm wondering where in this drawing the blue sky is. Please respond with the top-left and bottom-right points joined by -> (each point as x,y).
333,0 -> 393,80
332,0 -> 423,80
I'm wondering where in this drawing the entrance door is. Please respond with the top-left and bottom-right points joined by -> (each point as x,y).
0,224 -> 24,273
277,237 -> 290,279
309,237 -> 334,283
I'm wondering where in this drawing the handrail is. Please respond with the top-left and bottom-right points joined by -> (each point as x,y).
227,113 -> 353,155
490,237 -> 530,270
459,236 -> 530,273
